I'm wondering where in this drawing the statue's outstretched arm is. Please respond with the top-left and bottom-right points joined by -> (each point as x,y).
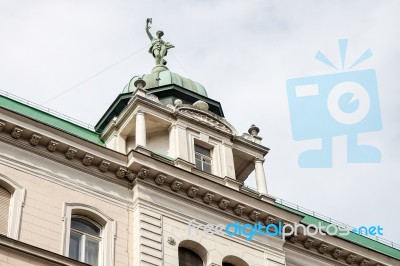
146,21 -> 154,40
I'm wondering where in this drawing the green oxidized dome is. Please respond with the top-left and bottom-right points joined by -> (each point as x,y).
122,67 -> 207,97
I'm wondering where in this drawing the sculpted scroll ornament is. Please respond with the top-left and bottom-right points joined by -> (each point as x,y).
116,167 -> 127,179
154,174 -> 166,185
303,238 -> 314,249
346,254 -> 356,264
332,248 -> 342,259
318,243 -> 328,254
47,140 -> 58,152
11,127 -> 23,139
82,154 -> 94,166
233,204 -> 245,216
179,109 -> 232,133
202,192 -> 214,204
218,198 -> 230,210
249,210 -> 261,221
126,171 -> 136,181
171,180 -> 182,192
29,134 -> 41,146
65,147 -> 78,159
187,186 -> 199,198
99,160 -> 110,172
137,167 -> 149,179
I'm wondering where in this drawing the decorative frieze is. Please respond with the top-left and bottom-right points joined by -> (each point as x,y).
287,235 -> 298,243
186,185 -> 199,198
99,160 -> 110,172
11,127 -> 23,139
154,174 -> 166,185
202,192 -> 214,204
332,248 -> 343,259
218,198 -> 230,210
82,154 -> 94,166
265,216 -> 275,225
115,166 -> 127,179
233,204 -> 245,216
65,147 -> 78,159
47,140 -> 58,152
346,254 -> 356,264
29,134 -> 41,146
303,238 -> 314,249
137,167 -> 149,179
0,121 -> 5,131
171,180 -> 182,192
248,210 -> 261,221
359,259 -> 370,266
126,170 -> 136,181
179,108 -> 232,133
146,94 -> 160,103
317,243 -> 328,254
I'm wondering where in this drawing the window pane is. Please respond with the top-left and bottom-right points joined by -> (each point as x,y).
71,218 -> 100,236
85,238 -> 99,266
69,231 -> 81,261
194,145 -> 211,156
203,162 -> 212,173
195,158 -> 202,169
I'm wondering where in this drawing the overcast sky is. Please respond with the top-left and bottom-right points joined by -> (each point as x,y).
1,1 -> 399,243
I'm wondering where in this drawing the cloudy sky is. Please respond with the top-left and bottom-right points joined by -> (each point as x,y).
1,1 -> 399,243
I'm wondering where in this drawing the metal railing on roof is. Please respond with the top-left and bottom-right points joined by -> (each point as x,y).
276,197 -> 400,250
241,185 -> 400,250
0,89 -> 95,131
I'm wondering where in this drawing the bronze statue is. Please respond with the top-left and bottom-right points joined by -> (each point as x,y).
146,18 -> 175,66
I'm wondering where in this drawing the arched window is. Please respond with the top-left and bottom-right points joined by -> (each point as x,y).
0,186 -> 11,235
69,217 -> 101,266
0,175 -> 25,239
63,203 -> 116,266
222,256 -> 249,266
178,247 -> 203,266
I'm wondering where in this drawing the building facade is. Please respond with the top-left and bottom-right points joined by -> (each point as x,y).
0,23 -> 399,266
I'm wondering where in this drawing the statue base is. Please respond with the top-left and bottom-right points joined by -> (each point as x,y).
151,64 -> 169,74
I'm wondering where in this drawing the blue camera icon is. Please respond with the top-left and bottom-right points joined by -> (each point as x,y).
287,69 -> 382,168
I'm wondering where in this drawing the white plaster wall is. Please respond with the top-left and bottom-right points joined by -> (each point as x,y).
0,141 -> 133,266
147,131 -> 169,157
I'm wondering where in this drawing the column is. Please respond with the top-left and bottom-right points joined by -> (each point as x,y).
254,158 -> 268,195
135,111 -> 146,147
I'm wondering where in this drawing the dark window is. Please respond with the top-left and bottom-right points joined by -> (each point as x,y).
69,217 -> 101,266
179,247 -> 203,266
195,144 -> 212,173
222,263 -> 235,266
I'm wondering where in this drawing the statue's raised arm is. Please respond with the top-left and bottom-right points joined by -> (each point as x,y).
146,18 -> 154,41
146,18 -> 174,66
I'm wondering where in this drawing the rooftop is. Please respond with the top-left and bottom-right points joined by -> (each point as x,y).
0,89 -> 399,260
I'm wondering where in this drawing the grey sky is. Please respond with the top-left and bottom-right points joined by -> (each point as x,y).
1,1 -> 399,243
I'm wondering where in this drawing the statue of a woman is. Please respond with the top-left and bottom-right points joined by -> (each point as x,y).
146,18 -> 175,66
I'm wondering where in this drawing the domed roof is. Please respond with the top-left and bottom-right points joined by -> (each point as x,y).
122,66 -> 207,97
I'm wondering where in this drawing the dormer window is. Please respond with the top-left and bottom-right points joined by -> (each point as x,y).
195,144 -> 212,173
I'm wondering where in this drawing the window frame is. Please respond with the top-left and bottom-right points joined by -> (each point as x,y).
62,203 -> 116,266
69,216 -> 102,265
0,174 -> 25,240
194,144 -> 213,174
